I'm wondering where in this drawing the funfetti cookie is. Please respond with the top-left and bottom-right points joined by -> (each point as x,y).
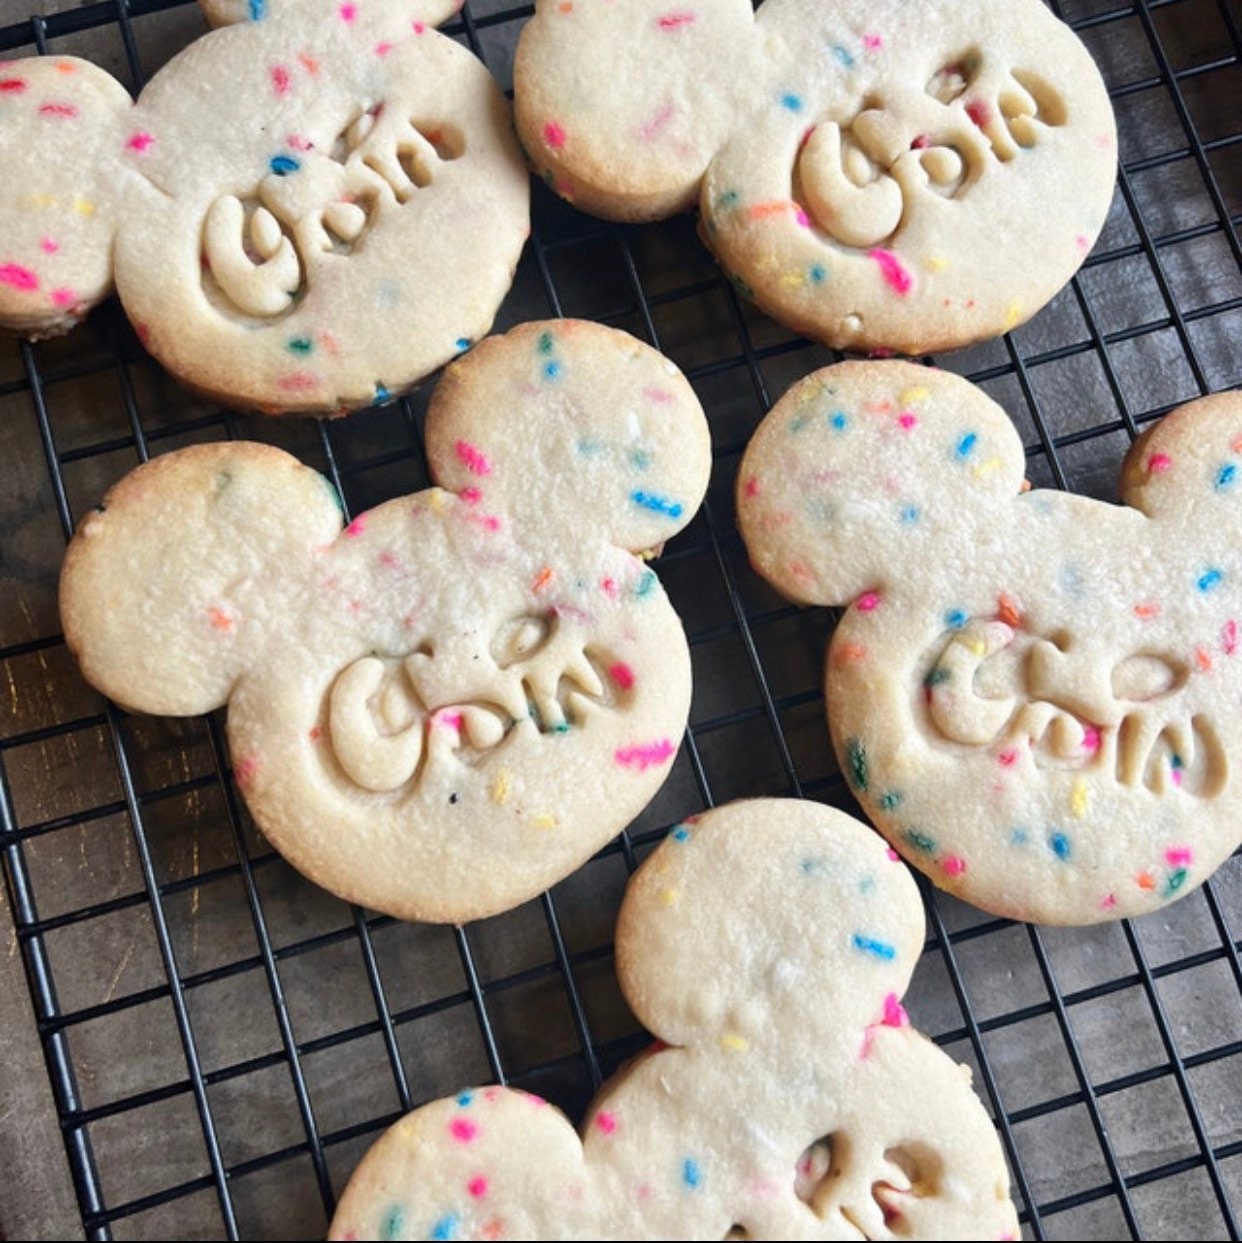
199,0 -> 461,34
0,57 -> 133,338
60,320 -> 711,923
1,2 -> 530,415
328,799 -> 1021,1241
515,0 -> 1116,355
738,361 -> 1242,925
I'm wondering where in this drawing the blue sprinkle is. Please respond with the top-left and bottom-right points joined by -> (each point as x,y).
456,1090 -> 474,1107
780,93 -> 803,112
808,264 -> 826,285
715,189 -> 740,211
1171,752 -> 1184,770
1198,568 -> 1224,593
682,1158 -> 702,1189
945,608 -> 969,629
671,825 -> 692,842
832,44 -> 854,67
900,505 -> 920,524
577,438 -> 603,457
631,490 -> 683,518
374,383 -> 391,405
635,569 -> 657,598
381,1206 -> 404,1241
248,0 -> 266,18
852,933 -> 896,961
955,432 -> 978,460
1049,831 -> 1071,860
269,154 -> 300,176
543,360 -> 561,381
858,874 -> 876,894
455,337 -> 472,352
630,449 -> 651,470
1217,463 -> 1237,492
429,1215 -> 459,1241
830,411 -> 849,432
800,856 -> 825,875
1010,827 -> 1030,845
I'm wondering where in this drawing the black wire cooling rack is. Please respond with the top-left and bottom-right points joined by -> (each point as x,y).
0,0 -> 1239,1239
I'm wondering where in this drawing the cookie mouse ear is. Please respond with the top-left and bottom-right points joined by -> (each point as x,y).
0,57 -> 134,338
60,443 -> 344,716
616,799 -> 925,1049
199,0 -> 462,29
1120,391 -> 1242,524
515,0 -> 757,221
425,320 -> 711,553
738,361 -> 1026,607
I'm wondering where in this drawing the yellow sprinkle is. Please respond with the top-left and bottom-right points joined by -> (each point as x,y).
28,193 -> 57,210
638,547 -> 658,562
428,487 -> 448,513
720,1032 -> 750,1053
1002,302 -> 1023,331
72,196 -> 96,217
659,886 -> 680,907
1071,778 -> 1089,819
926,256 -> 949,272
533,813 -> 558,830
971,456 -> 1002,479
964,636 -> 986,657
490,770 -> 511,806
780,271 -> 805,288
899,386 -> 930,406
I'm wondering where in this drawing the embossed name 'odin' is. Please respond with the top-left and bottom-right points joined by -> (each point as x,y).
202,105 -> 466,319
924,621 -> 1228,799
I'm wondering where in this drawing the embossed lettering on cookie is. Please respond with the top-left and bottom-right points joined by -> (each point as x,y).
516,0 -> 1116,356
739,361 -> 1242,925
0,0 -> 530,415
59,321 -> 711,923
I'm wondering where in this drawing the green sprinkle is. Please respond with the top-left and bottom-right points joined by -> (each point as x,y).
287,337 -> 313,355
538,331 -> 554,355
904,828 -> 937,854
846,737 -> 868,792
1163,867 -> 1188,897
635,569 -> 657,598
879,789 -> 903,810
923,666 -> 951,688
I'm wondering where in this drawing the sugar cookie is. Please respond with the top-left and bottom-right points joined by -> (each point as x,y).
60,320 -> 710,922
739,360 -> 1242,923
328,799 -> 1020,1240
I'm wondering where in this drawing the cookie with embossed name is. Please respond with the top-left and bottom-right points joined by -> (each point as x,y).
738,360 -> 1242,924
0,0 -> 529,414
516,0 -> 1116,354
60,320 -> 711,922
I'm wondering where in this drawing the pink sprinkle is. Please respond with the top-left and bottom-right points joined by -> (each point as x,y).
657,11 -> 696,29
127,131 -> 154,153
862,32 -> 883,49
467,1176 -> 489,1199
795,206 -> 810,228
234,756 -> 260,790
1101,893 -> 1117,909
608,662 -> 636,691
1081,726 -> 1101,753
898,411 -> 917,430
0,263 -> 38,292
614,739 -> 676,771
998,748 -> 1019,767
601,577 -> 619,600
449,1117 -> 478,1143
595,1111 -> 617,1134
1171,768 -> 1184,787
413,20 -> 427,33
543,120 -> 567,150
460,485 -> 482,505
881,992 -> 909,1027
483,1087 -> 501,1102
941,855 -> 967,877
40,237 -> 58,254
287,133 -> 313,151
1147,452 -> 1172,474
39,102 -> 77,117
374,41 -> 393,56
964,98 -> 991,128
277,371 -> 319,392
339,2 -> 357,21
344,515 -> 367,537
1223,619 -> 1237,655
857,591 -> 881,612
639,102 -> 675,142
50,288 -> 77,307
1076,233 -> 1090,252
272,65 -> 290,95
1165,846 -> 1193,866
643,386 -> 673,403
744,477 -> 760,499
886,847 -> 900,861
435,710 -> 464,733
0,78 -> 26,93
869,248 -> 913,296
454,439 -> 492,476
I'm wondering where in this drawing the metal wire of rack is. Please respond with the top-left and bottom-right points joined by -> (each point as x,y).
0,0 -> 1239,1239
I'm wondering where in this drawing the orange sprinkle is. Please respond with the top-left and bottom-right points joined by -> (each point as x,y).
533,566 -> 555,594
745,200 -> 799,221
833,643 -> 868,665
559,0 -> 573,9
788,560 -> 814,582
55,60 -> 76,74
996,592 -> 1023,628
1232,434 -> 1242,454
1133,602 -> 1160,620
1194,646 -> 1213,673
308,726 -> 322,741
207,605 -> 234,632
298,51 -> 320,74
1136,870 -> 1156,891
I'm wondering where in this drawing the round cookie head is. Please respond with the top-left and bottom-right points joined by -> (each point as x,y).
328,799 -> 1020,1242
0,57 -> 133,337
516,0 -> 1116,353
60,320 -> 710,923
740,363 -> 1242,924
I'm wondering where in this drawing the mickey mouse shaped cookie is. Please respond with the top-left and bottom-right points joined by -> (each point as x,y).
0,0 -> 528,413
516,0 -> 1116,354
739,361 -> 1242,925
60,321 -> 710,922
328,799 -> 1020,1240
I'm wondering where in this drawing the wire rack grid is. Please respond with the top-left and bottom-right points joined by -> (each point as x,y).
0,0 -> 1239,1239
